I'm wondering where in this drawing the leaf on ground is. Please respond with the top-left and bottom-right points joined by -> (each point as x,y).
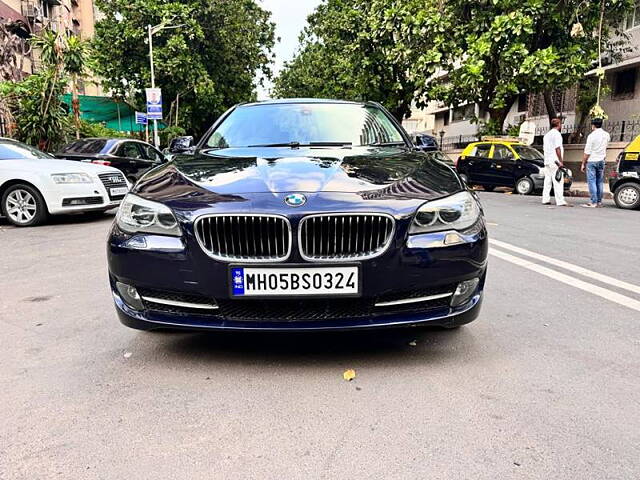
123,351 -> 132,359
408,340 -> 417,347
343,369 -> 356,381
504,191 -> 513,195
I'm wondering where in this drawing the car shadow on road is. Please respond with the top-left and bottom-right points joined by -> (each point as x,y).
0,209 -> 116,229
152,326 -> 479,367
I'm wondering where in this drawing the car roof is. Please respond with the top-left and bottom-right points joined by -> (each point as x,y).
468,140 -> 525,146
240,98 -> 364,108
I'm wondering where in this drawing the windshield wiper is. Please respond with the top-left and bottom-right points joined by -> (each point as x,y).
364,141 -> 406,147
248,142 -> 302,148
247,141 -> 352,148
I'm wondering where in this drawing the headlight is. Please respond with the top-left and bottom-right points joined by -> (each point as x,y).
116,194 -> 181,237
51,173 -> 93,184
410,191 -> 481,234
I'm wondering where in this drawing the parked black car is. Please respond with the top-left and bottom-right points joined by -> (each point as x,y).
456,140 -> 573,195
413,133 -> 439,152
57,138 -> 168,184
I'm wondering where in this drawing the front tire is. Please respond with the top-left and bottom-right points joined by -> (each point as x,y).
515,176 -> 535,195
2,184 -> 48,227
614,182 -> 640,210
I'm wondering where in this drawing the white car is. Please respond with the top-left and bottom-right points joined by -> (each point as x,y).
0,138 -> 129,227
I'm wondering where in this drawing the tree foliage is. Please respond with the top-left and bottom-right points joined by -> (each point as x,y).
275,0 -> 633,128
92,0 -> 276,136
274,0 -> 448,121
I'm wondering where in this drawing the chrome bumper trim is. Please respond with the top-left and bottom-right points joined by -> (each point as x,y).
141,296 -> 219,310
375,292 -> 452,307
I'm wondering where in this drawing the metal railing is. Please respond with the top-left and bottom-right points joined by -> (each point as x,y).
533,119 -> 640,145
441,135 -> 479,152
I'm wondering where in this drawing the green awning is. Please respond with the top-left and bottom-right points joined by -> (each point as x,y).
61,94 -> 166,133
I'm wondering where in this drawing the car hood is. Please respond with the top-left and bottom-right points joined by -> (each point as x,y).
134,146 -> 463,202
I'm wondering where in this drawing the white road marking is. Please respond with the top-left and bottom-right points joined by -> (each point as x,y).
490,238 -> 640,295
489,248 -> 640,313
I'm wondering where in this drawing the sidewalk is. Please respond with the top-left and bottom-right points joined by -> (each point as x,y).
567,181 -> 612,199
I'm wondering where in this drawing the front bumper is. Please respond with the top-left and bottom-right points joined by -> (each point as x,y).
45,181 -> 124,215
107,218 -> 488,331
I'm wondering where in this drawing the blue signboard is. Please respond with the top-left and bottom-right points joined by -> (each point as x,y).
145,88 -> 162,120
135,111 -> 147,125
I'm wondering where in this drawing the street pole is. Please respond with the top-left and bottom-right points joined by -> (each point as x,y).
148,24 -> 159,148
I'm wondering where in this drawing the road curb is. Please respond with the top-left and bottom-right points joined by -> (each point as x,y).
566,189 -> 613,199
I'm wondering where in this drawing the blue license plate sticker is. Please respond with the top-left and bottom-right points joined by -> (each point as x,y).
231,267 -> 245,296
230,266 -> 359,297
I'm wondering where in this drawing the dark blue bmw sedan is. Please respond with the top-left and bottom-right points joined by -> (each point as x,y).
107,99 -> 488,331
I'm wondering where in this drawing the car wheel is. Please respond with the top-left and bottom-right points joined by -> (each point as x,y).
614,182 -> 640,210
2,184 -> 48,227
515,177 -> 535,195
483,185 -> 496,192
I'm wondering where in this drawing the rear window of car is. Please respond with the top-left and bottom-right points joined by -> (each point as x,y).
60,139 -> 107,154
470,144 -> 491,157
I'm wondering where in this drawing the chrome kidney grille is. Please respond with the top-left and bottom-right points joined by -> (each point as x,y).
299,214 -> 395,261
195,214 -> 291,262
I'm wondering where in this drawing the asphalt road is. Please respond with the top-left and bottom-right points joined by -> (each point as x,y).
1,193 -> 639,479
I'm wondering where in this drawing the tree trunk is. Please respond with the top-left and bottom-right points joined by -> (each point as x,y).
543,90 -> 557,126
487,96 -> 517,134
71,73 -> 80,139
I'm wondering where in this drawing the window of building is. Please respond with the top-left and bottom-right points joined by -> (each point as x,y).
452,104 -> 475,122
625,1 -> 640,30
613,68 -> 637,98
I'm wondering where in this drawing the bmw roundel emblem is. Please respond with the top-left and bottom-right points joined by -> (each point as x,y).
284,193 -> 307,207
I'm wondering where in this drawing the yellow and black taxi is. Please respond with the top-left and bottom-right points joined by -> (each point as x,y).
610,134 -> 640,210
456,138 -> 573,195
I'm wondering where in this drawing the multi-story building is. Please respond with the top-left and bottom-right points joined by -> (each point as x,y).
0,0 -> 100,94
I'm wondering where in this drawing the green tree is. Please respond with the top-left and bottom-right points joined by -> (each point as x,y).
274,0 -> 448,121
92,0 -> 275,136
277,0 -> 633,129
64,36 -> 91,139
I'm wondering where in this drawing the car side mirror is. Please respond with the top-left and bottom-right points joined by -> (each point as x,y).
168,136 -> 194,154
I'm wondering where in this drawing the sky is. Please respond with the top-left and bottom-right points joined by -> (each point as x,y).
257,0 -> 322,99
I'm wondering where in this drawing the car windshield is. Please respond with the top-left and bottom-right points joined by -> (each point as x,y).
513,145 -> 544,161
205,103 -> 405,148
0,141 -> 54,160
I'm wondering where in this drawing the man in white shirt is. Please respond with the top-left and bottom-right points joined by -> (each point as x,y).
542,118 -> 571,206
581,118 -> 610,208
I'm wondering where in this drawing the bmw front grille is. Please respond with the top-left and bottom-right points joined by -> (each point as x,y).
299,213 -> 395,261
194,213 -> 395,262
194,214 -> 292,262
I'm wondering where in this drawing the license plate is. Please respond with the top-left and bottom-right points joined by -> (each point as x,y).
230,266 -> 359,297
110,187 -> 128,196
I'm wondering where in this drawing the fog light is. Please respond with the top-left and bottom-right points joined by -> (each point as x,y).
116,281 -> 144,310
451,278 -> 480,307
444,232 -> 464,246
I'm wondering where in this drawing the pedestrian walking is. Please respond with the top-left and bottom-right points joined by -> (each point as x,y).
581,118 -> 610,208
542,118 -> 572,207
